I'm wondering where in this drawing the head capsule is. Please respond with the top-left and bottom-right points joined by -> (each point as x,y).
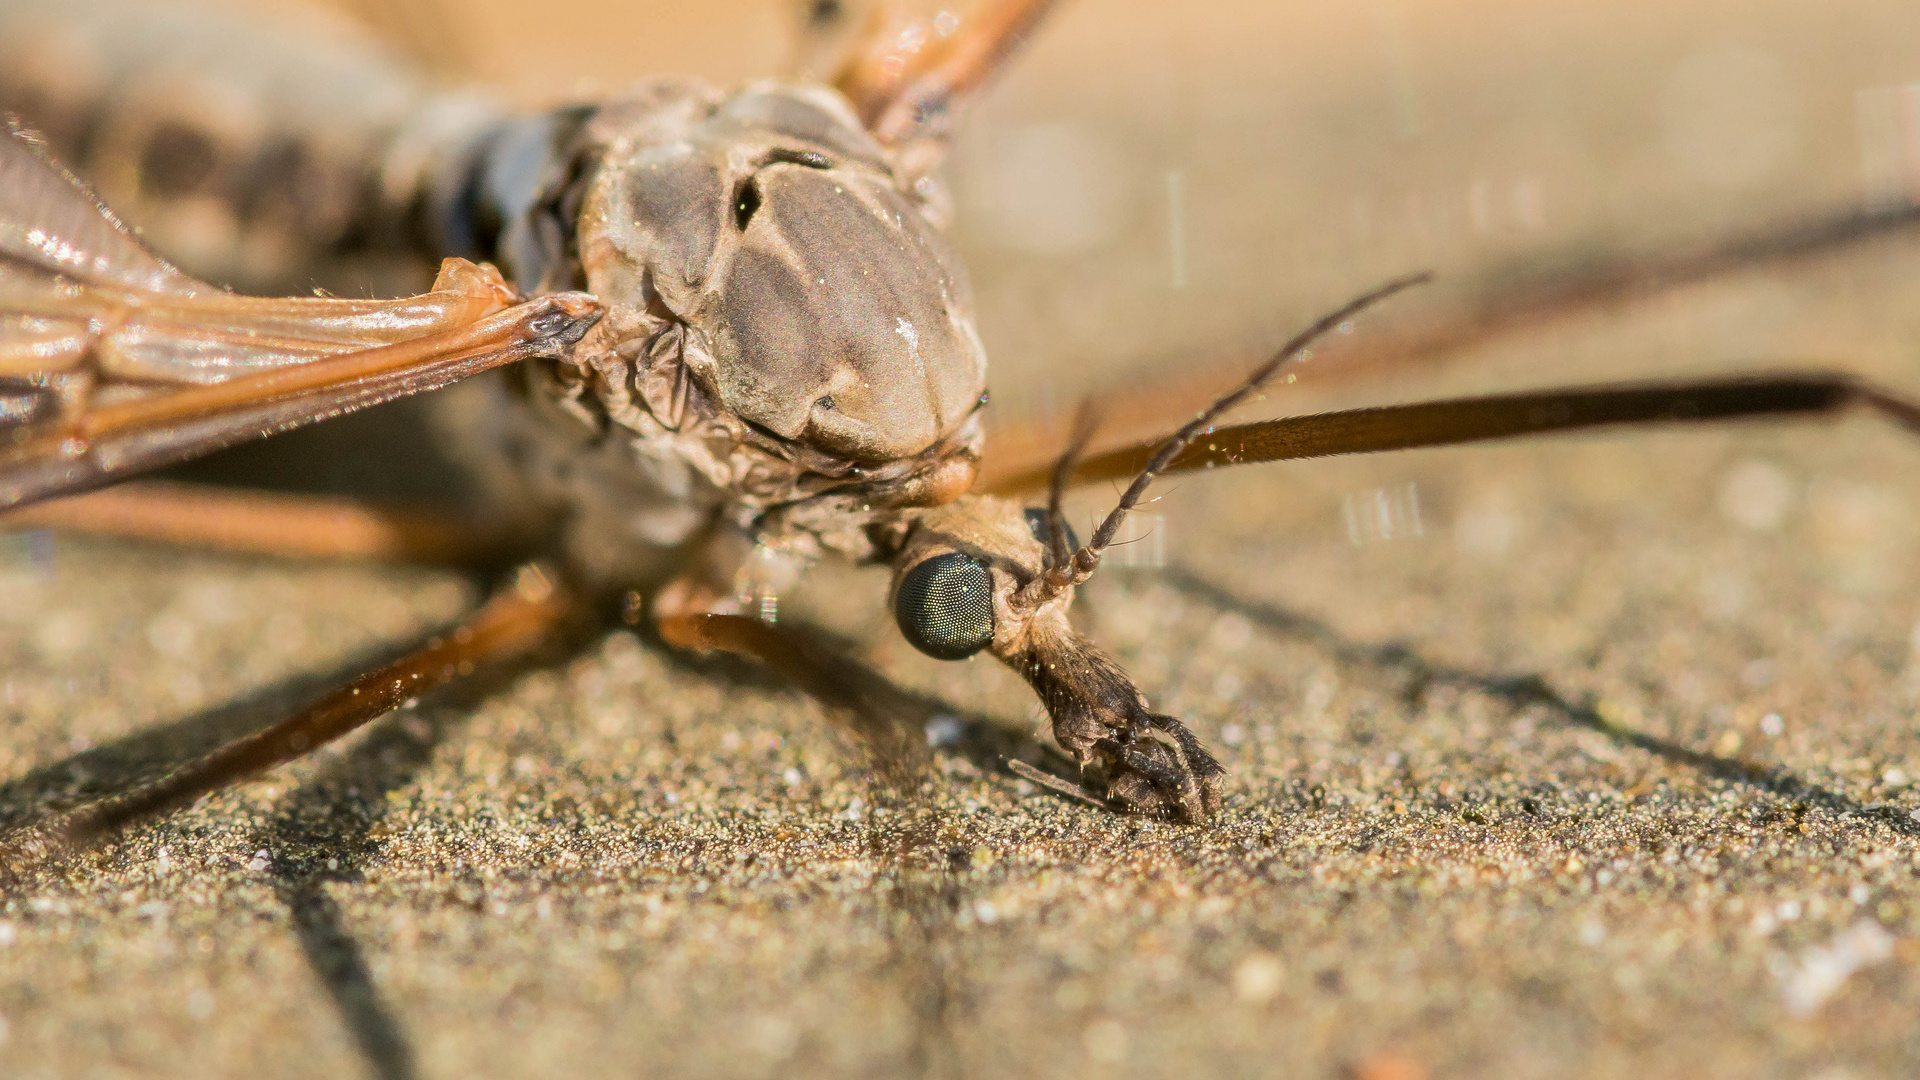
885,495 -> 1224,823
576,81 -> 988,468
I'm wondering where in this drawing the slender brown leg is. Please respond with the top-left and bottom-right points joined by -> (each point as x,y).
834,0 -> 1062,139
977,201 -> 1920,492
2,565 -> 577,869
0,480 -> 526,566
872,0 -> 1063,142
655,609 -> 931,779
657,612 -> 880,720
657,612 -> 809,679
1007,372 -> 1920,491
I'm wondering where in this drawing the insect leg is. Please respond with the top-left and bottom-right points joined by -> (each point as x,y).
0,480 -> 528,567
836,0 -> 1064,142
656,611 -> 898,725
653,608 -> 943,784
978,201 -> 1920,494
656,612 -> 819,692
1049,373 -> 1920,487
2,565 -> 577,866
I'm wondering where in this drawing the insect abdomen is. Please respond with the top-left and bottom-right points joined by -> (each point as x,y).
0,0 -> 506,295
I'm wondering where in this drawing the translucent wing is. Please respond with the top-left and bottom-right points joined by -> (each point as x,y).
0,126 -> 600,509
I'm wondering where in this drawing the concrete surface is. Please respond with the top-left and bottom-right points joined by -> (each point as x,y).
6,1 -> 1920,1078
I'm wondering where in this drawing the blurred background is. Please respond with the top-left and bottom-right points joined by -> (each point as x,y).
66,0 -> 1920,541
9,4 -> 1920,1077
171,0 -> 1920,407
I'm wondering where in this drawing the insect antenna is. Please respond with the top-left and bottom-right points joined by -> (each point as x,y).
1023,271 -> 1433,604
1044,400 -> 1101,572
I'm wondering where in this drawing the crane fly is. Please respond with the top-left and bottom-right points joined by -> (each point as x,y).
2,0 -> 1920,870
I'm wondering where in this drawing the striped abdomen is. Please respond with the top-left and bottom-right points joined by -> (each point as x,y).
0,0 -> 510,295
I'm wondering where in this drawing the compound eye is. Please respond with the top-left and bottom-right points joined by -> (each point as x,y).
895,553 -> 995,660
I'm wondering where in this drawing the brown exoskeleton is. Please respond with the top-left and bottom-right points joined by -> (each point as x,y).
0,0 -> 1246,839
5,0 -> 1920,859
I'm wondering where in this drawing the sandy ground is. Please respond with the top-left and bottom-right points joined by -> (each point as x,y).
6,1 -> 1920,1078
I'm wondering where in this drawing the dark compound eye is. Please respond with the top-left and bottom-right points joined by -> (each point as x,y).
895,553 -> 995,660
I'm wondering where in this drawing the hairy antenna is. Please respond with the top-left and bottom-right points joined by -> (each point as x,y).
1044,400 -> 1101,571
1027,271 -> 1433,602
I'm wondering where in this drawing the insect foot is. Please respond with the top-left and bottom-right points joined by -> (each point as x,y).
1017,627 -> 1225,824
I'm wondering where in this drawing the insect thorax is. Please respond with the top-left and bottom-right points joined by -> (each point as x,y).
449,79 -> 990,587
0,0 -> 992,589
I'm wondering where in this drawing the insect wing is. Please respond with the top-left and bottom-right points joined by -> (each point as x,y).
0,124 -> 196,296
0,127 -> 600,510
